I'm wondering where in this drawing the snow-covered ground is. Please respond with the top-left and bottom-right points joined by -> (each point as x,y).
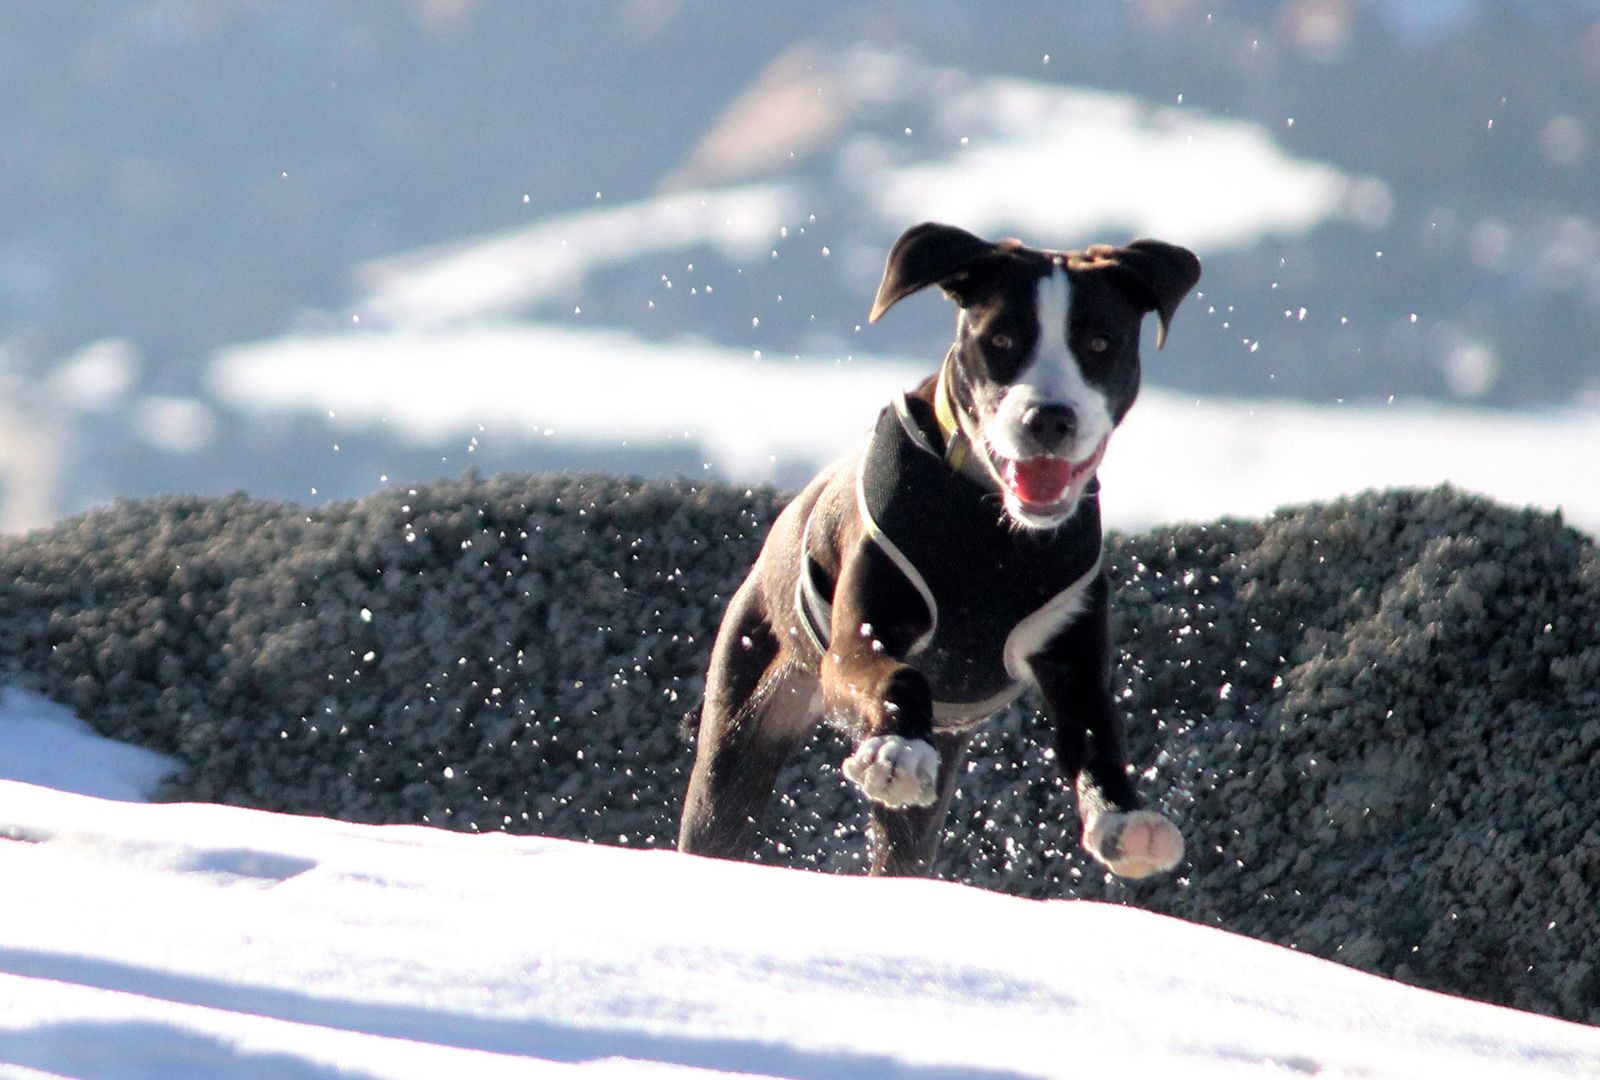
211,321 -> 1600,537
5,687 -> 1600,1078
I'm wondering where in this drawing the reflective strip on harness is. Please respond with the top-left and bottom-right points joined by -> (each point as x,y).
793,391 -> 1102,723
852,450 -> 938,657
794,507 -> 833,656
791,451 -> 938,658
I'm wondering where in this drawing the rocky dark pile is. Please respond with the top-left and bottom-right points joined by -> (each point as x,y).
2,476 -> 1596,1023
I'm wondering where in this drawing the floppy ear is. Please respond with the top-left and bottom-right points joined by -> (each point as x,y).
868,222 -> 998,323
1110,239 -> 1202,349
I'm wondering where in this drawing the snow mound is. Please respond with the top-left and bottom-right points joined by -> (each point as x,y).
1,478 -> 1596,1025
7,783 -> 1599,1078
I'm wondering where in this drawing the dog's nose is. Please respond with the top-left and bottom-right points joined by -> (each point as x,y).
1019,403 -> 1077,452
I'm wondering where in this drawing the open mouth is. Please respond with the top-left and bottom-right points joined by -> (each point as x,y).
995,437 -> 1108,516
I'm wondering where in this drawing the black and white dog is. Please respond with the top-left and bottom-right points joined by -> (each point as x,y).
678,222 -> 1200,878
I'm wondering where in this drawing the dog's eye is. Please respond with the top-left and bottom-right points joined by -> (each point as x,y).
1086,335 -> 1111,355
989,333 -> 1014,351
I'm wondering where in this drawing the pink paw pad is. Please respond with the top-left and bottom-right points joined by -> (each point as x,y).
1084,810 -> 1183,879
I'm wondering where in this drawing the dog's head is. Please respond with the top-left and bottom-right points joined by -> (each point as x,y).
870,222 -> 1200,530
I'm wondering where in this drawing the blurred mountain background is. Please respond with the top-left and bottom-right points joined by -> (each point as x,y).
3,0 -> 1598,531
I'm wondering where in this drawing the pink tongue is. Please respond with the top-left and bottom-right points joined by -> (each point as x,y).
1004,457 -> 1076,506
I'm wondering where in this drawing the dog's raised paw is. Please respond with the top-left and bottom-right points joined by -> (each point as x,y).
1083,810 -> 1183,880
842,735 -> 939,808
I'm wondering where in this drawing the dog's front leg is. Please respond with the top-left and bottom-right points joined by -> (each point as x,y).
822,541 -> 941,810
1031,573 -> 1183,880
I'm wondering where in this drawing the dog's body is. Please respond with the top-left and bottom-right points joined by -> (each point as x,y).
678,222 -> 1200,878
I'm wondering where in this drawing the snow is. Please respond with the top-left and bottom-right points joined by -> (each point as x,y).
864,76 -> 1360,249
203,57 -> 1593,537
1098,390 -> 1600,535
210,322 -> 1600,536
5,690 -> 1600,1077
357,185 -> 798,330
0,686 -> 178,802
209,324 -> 921,482
349,55 -> 1360,332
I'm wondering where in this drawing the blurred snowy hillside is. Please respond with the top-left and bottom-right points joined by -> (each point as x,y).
4,1 -> 1599,530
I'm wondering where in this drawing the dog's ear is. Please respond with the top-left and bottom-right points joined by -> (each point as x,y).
1108,239 -> 1202,349
869,222 -> 997,323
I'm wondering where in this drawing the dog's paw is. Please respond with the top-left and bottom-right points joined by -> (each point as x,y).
1083,810 -> 1183,880
842,735 -> 939,808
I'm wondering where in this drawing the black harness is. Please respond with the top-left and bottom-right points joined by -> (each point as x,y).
798,393 -> 1103,721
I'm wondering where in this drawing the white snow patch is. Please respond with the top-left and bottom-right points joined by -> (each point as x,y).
867,76 -> 1357,251
0,685 -> 178,801
46,338 -> 141,414
357,185 -> 798,328
209,324 -> 1600,536
210,323 -> 923,482
1099,390 -> 1600,534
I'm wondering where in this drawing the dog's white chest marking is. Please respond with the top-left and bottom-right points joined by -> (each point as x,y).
915,562 -> 1102,731
1003,561 -> 1100,683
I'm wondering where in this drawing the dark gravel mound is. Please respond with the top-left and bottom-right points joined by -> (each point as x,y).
2,476 -> 1596,1023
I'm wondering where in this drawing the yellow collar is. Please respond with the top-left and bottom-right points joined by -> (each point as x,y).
933,354 -> 992,489
933,354 -> 965,468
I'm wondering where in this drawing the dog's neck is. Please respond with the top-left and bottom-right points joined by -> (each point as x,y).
932,350 -> 994,488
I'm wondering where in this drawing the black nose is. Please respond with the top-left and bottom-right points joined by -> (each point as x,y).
1019,403 -> 1076,451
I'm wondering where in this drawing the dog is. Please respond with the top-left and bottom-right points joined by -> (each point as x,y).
678,221 -> 1200,879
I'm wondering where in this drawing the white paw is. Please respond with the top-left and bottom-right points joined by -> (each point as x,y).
1083,810 -> 1184,880
842,735 -> 939,808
